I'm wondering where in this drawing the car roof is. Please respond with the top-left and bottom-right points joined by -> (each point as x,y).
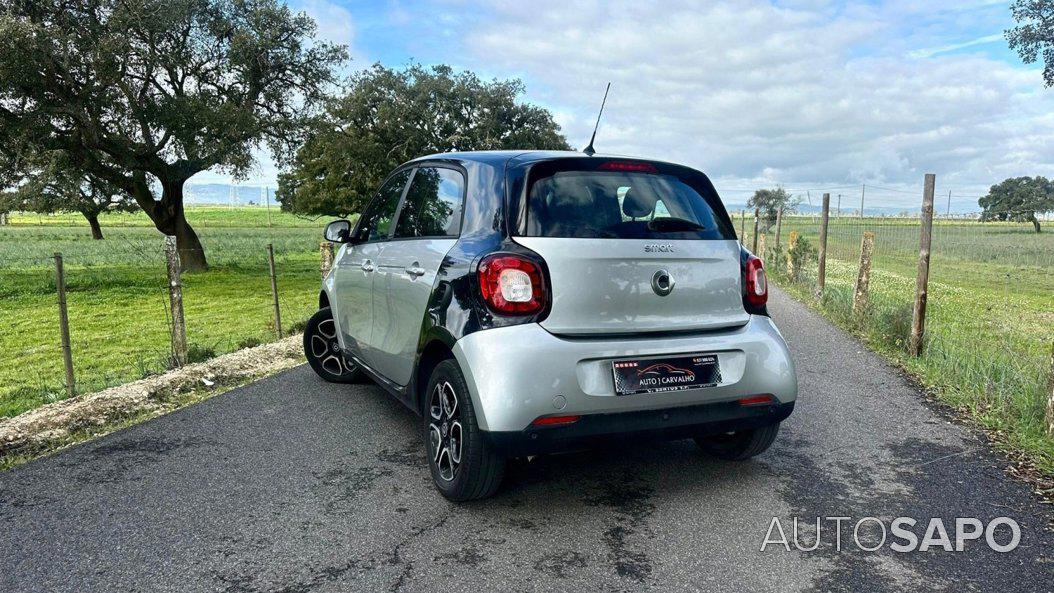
409,150 -> 685,170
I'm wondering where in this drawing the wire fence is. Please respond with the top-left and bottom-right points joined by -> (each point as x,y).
0,219 -> 328,419
733,198 -> 1054,445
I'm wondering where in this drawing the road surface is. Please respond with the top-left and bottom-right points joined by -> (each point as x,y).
2,289 -> 1052,592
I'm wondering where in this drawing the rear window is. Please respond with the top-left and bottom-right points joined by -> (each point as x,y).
522,167 -> 734,240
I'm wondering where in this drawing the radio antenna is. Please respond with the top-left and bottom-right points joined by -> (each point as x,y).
582,82 -> 611,156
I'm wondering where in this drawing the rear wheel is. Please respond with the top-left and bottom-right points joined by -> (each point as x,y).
695,423 -> 780,460
423,360 -> 505,501
303,307 -> 364,383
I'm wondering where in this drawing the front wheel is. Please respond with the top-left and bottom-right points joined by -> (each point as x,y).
303,307 -> 365,383
695,423 -> 780,460
423,360 -> 505,501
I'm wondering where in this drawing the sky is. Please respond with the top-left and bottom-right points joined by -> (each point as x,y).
197,0 -> 1053,213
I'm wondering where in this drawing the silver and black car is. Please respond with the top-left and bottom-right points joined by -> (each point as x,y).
305,151 -> 797,501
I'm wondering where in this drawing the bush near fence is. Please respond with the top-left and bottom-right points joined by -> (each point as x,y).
733,200 -> 1054,473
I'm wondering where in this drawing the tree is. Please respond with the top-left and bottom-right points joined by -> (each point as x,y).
0,153 -> 136,239
1007,0 -> 1054,87
978,176 -> 1053,232
748,187 -> 799,231
277,64 -> 571,217
0,0 -> 346,269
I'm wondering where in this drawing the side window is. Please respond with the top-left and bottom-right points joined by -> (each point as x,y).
393,167 -> 465,239
357,169 -> 412,242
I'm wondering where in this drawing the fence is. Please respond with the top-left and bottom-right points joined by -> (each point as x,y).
732,180 -> 1054,442
0,216 -> 330,419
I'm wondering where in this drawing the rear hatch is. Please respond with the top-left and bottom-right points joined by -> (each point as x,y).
510,157 -> 747,336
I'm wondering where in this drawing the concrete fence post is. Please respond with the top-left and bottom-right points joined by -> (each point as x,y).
774,207 -> 783,251
853,232 -> 875,316
320,242 -> 334,279
817,193 -> 831,297
910,174 -> 936,357
267,243 -> 283,338
54,253 -> 75,397
751,208 -> 760,253
164,236 -> 188,367
740,209 -> 746,245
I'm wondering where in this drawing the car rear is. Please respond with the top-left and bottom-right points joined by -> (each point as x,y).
452,154 -> 796,454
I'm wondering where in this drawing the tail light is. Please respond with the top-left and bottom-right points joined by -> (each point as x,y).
744,255 -> 767,309
598,161 -> 659,173
478,254 -> 547,315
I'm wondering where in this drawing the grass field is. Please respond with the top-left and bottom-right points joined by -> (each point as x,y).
0,207 -> 338,417
736,214 -> 1054,475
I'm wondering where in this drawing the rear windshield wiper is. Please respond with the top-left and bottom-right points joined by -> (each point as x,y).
647,217 -> 706,232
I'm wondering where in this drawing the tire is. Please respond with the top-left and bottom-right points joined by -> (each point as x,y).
422,359 -> 505,501
303,307 -> 365,383
695,422 -> 780,461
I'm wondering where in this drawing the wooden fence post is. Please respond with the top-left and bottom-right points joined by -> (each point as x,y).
786,231 -> 800,281
1047,341 -> 1054,437
751,207 -> 760,253
909,174 -> 936,357
54,253 -> 75,397
774,207 -> 783,251
164,236 -> 188,367
817,193 -> 831,296
740,209 -> 746,244
320,241 -> 334,279
267,243 -> 283,338
853,232 -> 875,316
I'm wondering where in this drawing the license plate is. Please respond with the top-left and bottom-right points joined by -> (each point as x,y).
612,354 -> 722,395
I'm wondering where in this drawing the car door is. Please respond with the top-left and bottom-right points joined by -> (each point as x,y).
371,165 -> 466,386
332,168 -> 412,368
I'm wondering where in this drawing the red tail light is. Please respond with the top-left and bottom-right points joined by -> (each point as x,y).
531,414 -> 581,426
598,161 -> 658,173
744,255 -> 767,308
478,254 -> 547,315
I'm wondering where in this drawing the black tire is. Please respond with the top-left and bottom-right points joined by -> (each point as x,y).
303,308 -> 365,383
422,359 -> 505,501
695,422 -> 780,461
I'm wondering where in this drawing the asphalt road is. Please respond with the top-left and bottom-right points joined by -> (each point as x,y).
2,288 -> 1052,593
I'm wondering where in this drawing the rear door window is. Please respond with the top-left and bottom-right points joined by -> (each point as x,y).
524,168 -> 734,240
357,168 -> 413,242
393,167 -> 465,238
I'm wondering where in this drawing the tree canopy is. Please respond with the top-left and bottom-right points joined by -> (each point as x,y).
0,0 -> 346,269
276,63 -> 572,217
748,187 -> 799,230
978,176 -> 1052,232
1007,0 -> 1054,87
0,153 -> 136,239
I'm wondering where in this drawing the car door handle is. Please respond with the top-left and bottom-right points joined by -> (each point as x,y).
405,264 -> 426,278
361,260 -> 375,273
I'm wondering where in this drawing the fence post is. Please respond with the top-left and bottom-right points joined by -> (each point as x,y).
758,233 -> 766,260
853,232 -> 875,316
53,253 -> 75,397
909,174 -> 936,357
164,236 -> 188,367
817,193 -> 831,296
320,241 -> 334,279
267,243 -> 283,338
786,231 -> 800,281
740,209 -> 746,244
751,207 -> 760,253
1047,340 -> 1054,437
774,207 -> 783,250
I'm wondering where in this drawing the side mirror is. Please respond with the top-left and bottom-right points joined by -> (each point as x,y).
324,219 -> 352,243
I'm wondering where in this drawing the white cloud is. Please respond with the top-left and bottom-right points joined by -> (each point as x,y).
459,0 -> 1054,209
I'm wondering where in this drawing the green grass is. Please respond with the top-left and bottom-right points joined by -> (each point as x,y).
0,207 -> 343,417
739,214 -> 1054,476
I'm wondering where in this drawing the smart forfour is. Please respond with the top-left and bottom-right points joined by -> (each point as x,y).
304,151 -> 797,501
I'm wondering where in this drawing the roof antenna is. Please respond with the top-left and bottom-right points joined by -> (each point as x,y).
582,82 -> 611,156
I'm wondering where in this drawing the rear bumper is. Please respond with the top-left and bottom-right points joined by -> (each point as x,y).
451,315 -> 797,433
483,400 -> 794,457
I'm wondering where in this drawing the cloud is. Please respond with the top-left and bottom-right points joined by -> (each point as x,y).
907,33 -> 1005,59
457,0 -> 1054,208
295,0 -> 360,59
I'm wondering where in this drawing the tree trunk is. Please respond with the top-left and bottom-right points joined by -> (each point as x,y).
83,211 -> 104,240
145,180 -> 208,271
1030,215 -> 1041,233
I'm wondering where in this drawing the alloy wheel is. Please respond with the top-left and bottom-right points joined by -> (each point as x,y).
310,318 -> 353,376
428,381 -> 463,482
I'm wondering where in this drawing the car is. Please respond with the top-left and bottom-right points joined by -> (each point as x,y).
304,150 -> 797,501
